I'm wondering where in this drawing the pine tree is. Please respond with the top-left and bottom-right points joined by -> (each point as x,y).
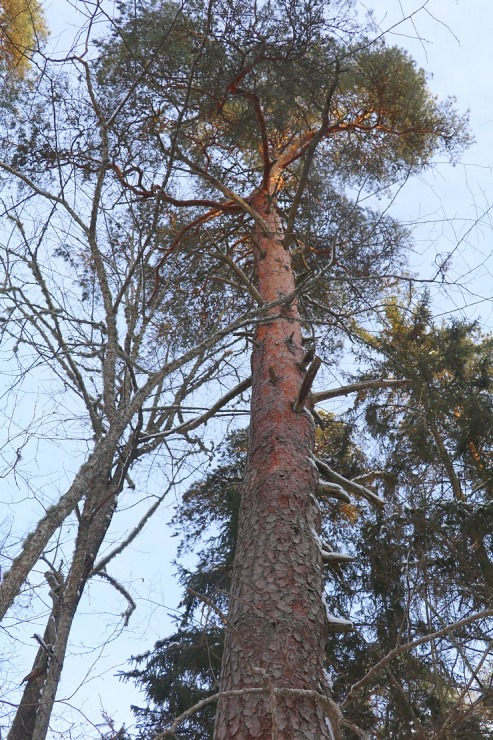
124,312 -> 493,738
0,0 -> 472,736
85,1 -> 469,736
125,420 -> 368,738
0,0 -> 46,77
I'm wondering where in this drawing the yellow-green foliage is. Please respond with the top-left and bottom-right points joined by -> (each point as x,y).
0,0 -> 47,76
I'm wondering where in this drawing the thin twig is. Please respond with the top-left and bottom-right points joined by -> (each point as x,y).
342,608 -> 493,707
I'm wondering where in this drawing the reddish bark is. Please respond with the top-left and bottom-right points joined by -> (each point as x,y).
214,191 -> 340,738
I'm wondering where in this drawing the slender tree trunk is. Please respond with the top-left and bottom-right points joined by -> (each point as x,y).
8,570 -> 64,740
214,191 -> 340,738
0,430 -> 123,621
28,480 -> 120,740
6,471 -> 121,740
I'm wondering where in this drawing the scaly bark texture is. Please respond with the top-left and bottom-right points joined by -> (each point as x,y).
214,191 -> 340,739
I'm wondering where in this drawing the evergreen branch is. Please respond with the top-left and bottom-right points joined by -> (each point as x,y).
104,0 -> 188,129
284,61 -> 340,250
427,415 -> 465,501
187,587 -> 230,627
227,83 -> 271,189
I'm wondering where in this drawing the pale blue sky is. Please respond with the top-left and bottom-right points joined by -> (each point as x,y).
365,0 -> 493,327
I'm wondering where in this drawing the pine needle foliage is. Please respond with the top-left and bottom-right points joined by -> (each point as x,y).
0,0 -> 47,77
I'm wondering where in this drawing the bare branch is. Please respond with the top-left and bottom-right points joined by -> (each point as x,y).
293,356 -> 322,413
153,686 -> 342,739
312,378 -> 411,405
140,377 -> 252,441
95,571 -> 136,627
343,608 -> 493,708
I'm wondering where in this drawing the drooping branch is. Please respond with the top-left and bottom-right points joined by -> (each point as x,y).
91,482 -> 173,575
95,571 -> 136,627
313,456 -> 384,508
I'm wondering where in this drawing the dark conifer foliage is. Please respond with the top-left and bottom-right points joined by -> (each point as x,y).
124,311 -> 493,738
125,433 -> 246,739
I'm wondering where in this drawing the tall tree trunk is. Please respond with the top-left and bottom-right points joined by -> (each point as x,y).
214,191 -> 341,738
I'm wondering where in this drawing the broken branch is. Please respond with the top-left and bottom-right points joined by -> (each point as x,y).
293,356 -> 322,413
314,456 -> 384,508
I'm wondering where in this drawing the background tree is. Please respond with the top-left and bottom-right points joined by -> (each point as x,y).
0,0 -> 46,77
339,301 -> 493,737
0,5 -> 258,733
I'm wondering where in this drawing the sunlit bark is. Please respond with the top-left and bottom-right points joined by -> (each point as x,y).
215,190 -> 340,738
